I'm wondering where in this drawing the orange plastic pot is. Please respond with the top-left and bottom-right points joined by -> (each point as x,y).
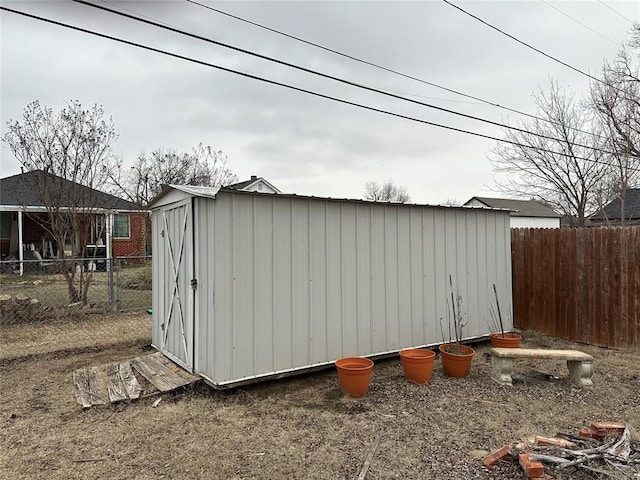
399,349 -> 436,384
490,332 -> 522,348
438,344 -> 475,378
335,357 -> 374,398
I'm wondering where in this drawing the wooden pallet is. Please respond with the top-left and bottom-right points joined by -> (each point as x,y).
73,352 -> 199,408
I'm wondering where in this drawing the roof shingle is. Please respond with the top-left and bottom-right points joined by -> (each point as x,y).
467,197 -> 562,218
591,188 -> 640,221
0,170 -> 141,211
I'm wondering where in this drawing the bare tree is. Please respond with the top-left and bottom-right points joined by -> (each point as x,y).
364,180 -> 410,203
114,143 -> 238,206
490,79 -> 608,226
591,39 -> 640,225
442,197 -> 461,206
3,100 -> 119,303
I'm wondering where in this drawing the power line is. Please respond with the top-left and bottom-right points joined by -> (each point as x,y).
184,0 -> 599,139
442,0 -> 621,92
385,91 -> 484,105
70,0 -> 618,156
1,5 -> 635,174
540,0 -> 619,46
597,0 -> 635,25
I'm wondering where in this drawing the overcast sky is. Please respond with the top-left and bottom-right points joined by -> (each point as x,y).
1,1 -> 638,204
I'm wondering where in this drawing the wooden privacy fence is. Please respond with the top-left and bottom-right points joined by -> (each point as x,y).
511,227 -> 640,348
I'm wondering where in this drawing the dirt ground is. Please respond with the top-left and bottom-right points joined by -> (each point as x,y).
1,330 -> 639,479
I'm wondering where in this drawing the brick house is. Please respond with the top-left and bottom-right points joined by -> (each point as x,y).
0,170 -> 149,267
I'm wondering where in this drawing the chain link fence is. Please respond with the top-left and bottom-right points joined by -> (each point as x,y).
0,255 -> 152,360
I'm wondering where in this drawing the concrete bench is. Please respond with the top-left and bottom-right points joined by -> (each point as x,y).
491,348 -> 594,387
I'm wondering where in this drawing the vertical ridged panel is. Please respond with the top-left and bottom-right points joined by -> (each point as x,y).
396,208 -> 412,347
325,202 -> 343,360
291,199 -> 310,367
233,195 -> 255,378
272,199 -> 293,371
211,194 -> 233,381
202,192 -> 513,384
254,197 -> 274,373
340,203 -> 358,357
309,201 -> 327,364
384,207 -> 400,351
355,204 -> 372,355
151,210 -> 162,349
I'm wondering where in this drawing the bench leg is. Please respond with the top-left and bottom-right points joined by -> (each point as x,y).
491,356 -> 513,386
567,360 -> 593,387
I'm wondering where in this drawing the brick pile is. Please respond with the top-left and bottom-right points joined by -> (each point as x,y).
482,421 -> 634,479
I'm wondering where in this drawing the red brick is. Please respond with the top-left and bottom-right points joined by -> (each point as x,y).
591,422 -> 626,437
482,445 -> 511,469
535,436 -> 577,448
519,453 -> 545,478
578,427 -> 602,440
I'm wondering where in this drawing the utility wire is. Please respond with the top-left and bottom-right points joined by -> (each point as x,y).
70,0 -> 619,156
185,0 -> 599,138
1,5 -> 635,173
442,0 -> 624,93
597,0 -> 635,25
541,0 -> 619,46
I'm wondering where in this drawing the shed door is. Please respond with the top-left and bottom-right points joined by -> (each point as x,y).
158,199 -> 194,372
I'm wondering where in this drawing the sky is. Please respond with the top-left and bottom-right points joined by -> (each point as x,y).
1,0 -> 638,205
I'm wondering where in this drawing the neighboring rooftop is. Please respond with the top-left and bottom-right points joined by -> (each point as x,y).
224,175 -> 281,194
465,197 -> 562,218
0,170 -> 141,211
590,188 -> 640,222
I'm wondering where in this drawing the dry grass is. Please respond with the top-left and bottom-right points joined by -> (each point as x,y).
0,264 -> 151,310
1,325 -> 639,479
0,311 -> 151,360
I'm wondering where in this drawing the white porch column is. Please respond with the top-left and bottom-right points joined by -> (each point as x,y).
17,210 -> 23,276
106,212 -> 113,271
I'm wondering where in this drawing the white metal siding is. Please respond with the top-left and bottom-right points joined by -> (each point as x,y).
151,209 -> 162,350
151,199 -> 194,371
510,216 -> 560,228
195,192 -> 512,386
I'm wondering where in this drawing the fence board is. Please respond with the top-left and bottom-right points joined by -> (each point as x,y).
512,227 -> 640,348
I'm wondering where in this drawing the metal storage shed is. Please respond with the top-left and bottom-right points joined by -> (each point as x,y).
149,186 -> 513,388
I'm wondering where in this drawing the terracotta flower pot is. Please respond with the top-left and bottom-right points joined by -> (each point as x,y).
399,348 -> 436,384
438,344 -> 475,378
335,357 -> 374,398
490,332 -> 522,348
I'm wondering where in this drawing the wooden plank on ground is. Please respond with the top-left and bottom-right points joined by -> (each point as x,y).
130,356 -> 182,392
73,368 -> 93,408
152,352 -> 199,383
86,366 -> 106,406
106,363 -> 128,403
119,362 -> 141,400
139,354 -> 193,389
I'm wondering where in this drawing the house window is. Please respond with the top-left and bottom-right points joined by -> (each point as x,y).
0,212 -> 12,239
113,214 -> 130,239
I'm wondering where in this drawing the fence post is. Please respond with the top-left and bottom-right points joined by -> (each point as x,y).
108,257 -> 117,312
116,265 -> 121,312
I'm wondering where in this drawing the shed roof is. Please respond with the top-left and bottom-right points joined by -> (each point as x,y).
149,184 -> 513,213
0,170 -> 142,211
466,197 -> 562,218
